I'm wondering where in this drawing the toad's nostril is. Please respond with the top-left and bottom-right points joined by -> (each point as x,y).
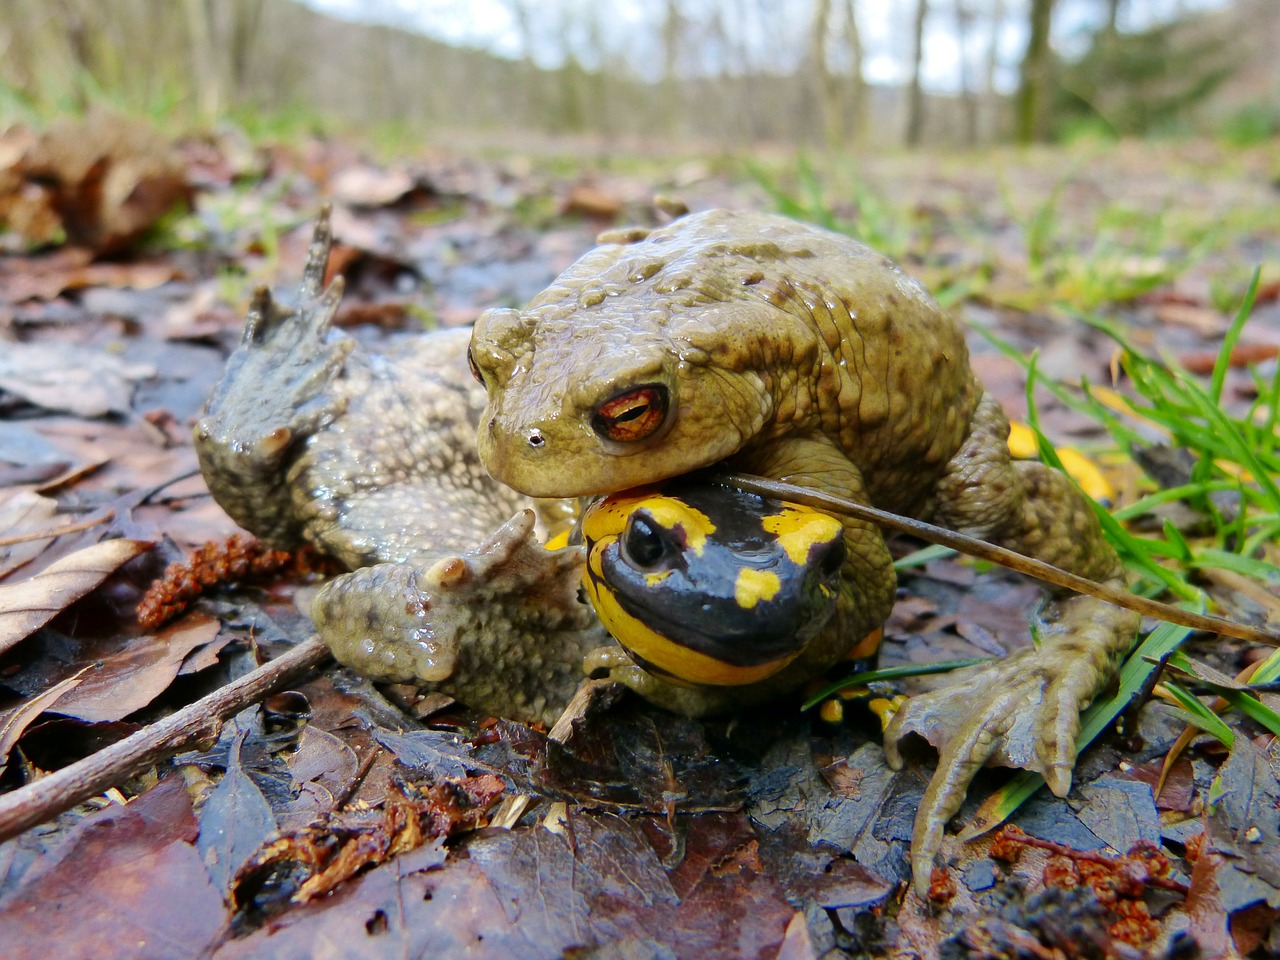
527,429 -> 545,448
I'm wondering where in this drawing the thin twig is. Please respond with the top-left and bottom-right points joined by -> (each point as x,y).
722,472 -> 1280,647
0,635 -> 331,843
0,511 -> 114,547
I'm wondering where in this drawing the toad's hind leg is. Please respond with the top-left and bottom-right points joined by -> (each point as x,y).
884,393 -> 1140,895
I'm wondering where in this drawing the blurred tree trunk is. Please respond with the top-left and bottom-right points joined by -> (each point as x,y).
905,0 -> 929,145
1015,0 -> 1055,143
183,0 -> 265,124
51,0 -> 98,110
183,0 -> 220,121
662,0 -> 682,137
811,0 -> 843,147
953,0 -> 978,145
1104,0 -> 1123,35
982,0 -> 1006,139
842,0 -> 867,146
504,0 -> 541,130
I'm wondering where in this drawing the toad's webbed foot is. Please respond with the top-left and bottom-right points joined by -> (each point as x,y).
312,510 -> 610,726
195,209 -> 353,546
883,593 -> 1139,896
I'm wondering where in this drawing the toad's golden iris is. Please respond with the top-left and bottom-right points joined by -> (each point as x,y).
581,477 -> 847,686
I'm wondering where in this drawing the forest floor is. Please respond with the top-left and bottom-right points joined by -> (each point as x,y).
0,115 -> 1278,959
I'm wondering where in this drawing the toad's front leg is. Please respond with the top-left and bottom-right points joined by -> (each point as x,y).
884,394 -> 1139,895
311,510 -> 610,726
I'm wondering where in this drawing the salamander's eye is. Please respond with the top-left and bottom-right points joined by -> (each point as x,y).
620,512 -> 680,571
591,384 -> 668,443
466,347 -> 484,384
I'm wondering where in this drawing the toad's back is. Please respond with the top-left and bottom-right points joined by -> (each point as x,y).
472,209 -> 981,513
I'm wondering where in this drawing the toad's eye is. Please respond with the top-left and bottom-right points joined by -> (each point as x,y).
467,347 -> 484,385
591,385 -> 668,443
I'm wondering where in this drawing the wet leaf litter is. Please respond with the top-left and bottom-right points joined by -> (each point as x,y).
0,114 -> 1278,957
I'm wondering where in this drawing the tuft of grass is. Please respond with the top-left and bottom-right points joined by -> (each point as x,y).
985,269 -> 1280,597
963,270 -> 1280,834
994,181 -> 1219,311
747,154 -> 916,264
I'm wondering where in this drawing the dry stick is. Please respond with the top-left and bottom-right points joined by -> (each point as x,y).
0,511 -> 114,547
0,635 -> 330,843
722,473 -> 1280,647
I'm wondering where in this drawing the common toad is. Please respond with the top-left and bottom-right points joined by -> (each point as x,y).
197,209 -> 1139,894
468,209 -> 1139,890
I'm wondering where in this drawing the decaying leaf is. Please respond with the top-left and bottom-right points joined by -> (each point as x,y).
197,729 -> 278,898
1,110 -> 191,254
231,773 -> 504,913
1203,735 -> 1280,914
0,488 -> 62,577
0,667 -> 89,777
0,778 -> 226,958
49,613 -> 223,724
0,538 -> 151,656
0,342 -> 155,418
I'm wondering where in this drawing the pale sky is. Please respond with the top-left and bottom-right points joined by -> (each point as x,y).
300,0 -> 1234,93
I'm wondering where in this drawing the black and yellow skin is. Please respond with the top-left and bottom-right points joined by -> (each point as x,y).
581,477 -> 848,687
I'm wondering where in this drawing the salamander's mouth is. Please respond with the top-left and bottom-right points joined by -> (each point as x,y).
608,578 -> 831,668
584,535 -> 842,686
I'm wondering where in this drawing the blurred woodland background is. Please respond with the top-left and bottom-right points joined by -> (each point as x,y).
1,0 -> 1277,150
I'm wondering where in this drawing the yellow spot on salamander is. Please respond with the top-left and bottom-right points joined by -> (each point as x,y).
544,529 -> 571,550
734,568 -> 781,609
580,487 -> 716,556
762,507 -> 844,566
868,694 -> 908,732
583,554 -> 793,685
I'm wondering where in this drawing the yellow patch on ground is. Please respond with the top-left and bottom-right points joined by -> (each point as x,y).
1006,421 -> 1039,459
1007,422 -> 1115,503
762,507 -> 844,566
734,568 -> 781,608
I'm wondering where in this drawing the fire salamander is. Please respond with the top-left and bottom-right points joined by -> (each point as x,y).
579,477 -> 847,687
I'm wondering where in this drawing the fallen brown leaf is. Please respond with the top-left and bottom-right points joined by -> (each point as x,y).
0,342 -> 155,417
0,489 -> 60,579
562,182 -> 623,219
1179,342 -> 1280,375
0,777 -> 225,958
0,538 -> 151,656
0,667 -> 90,776
49,613 -> 223,723
8,109 -> 191,254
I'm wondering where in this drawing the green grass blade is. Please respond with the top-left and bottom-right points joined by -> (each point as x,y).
1210,266 -> 1261,405
1249,647 -> 1280,684
893,543 -> 957,571
1190,546 -> 1280,581
1159,679 -> 1235,747
1162,650 -> 1280,739
801,658 -> 990,711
